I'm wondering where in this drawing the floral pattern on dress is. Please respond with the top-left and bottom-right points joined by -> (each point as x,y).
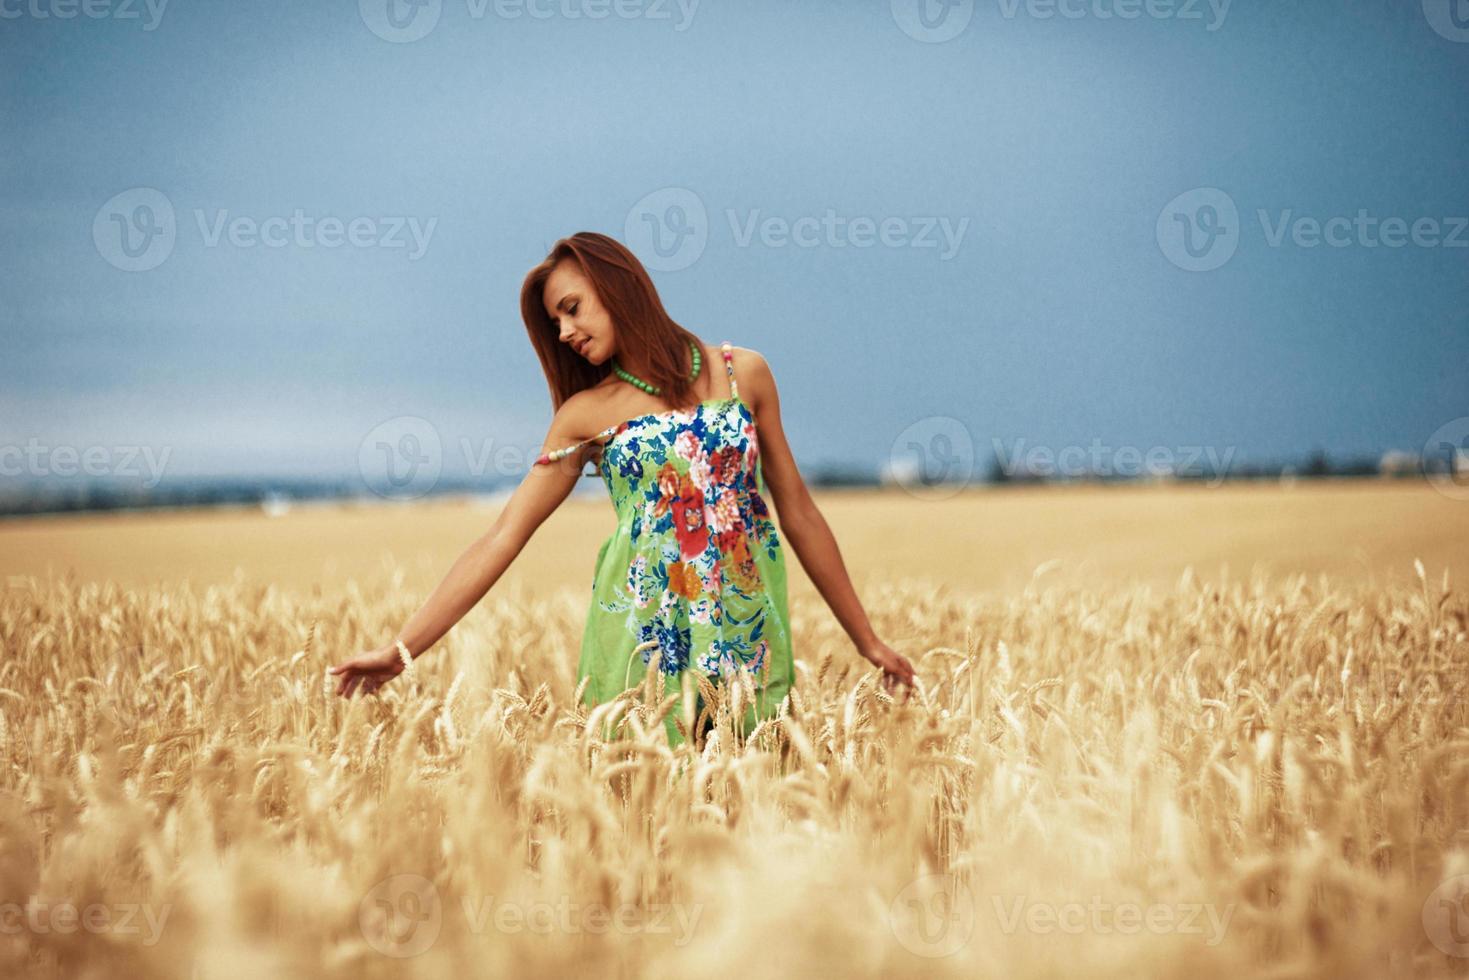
591,396 -> 784,680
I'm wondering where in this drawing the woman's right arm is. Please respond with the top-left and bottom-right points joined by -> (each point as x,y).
329,404 -> 595,697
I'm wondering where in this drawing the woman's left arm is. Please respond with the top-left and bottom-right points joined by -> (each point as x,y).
737,348 -> 918,691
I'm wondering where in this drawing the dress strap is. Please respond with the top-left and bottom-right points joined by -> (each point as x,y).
535,423 -> 619,466
721,340 -> 738,400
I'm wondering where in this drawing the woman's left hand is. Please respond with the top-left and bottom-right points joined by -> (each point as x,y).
858,639 -> 918,694
328,644 -> 406,698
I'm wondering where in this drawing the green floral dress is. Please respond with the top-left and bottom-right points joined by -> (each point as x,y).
538,341 -> 793,747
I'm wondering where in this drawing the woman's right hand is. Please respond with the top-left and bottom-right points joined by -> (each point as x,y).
328,644 -> 407,698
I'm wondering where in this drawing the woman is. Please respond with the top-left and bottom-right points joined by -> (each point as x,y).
329,232 -> 917,746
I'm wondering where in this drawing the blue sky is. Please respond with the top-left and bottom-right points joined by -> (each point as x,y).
3,0 -> 1466,490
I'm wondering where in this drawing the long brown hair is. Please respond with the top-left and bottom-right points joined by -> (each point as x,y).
520,232 -> 705,413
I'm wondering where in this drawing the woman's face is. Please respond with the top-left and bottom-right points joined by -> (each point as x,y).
543,259 -> 613,365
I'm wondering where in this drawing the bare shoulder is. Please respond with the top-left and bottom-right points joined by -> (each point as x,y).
724,344 -> 777,409
564,380 -> 621,412
551,381 -> 619,442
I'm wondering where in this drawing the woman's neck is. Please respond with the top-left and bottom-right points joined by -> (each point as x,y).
615,339 -> 686,382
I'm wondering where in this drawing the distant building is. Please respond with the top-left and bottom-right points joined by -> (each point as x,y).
1379,450 -> 1418,477
878,457 -> 921,488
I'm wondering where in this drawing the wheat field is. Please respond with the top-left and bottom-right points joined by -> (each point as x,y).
1,483 -> 1467,978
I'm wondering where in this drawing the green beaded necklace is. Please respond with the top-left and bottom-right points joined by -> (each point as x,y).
610,339 -> 701,395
